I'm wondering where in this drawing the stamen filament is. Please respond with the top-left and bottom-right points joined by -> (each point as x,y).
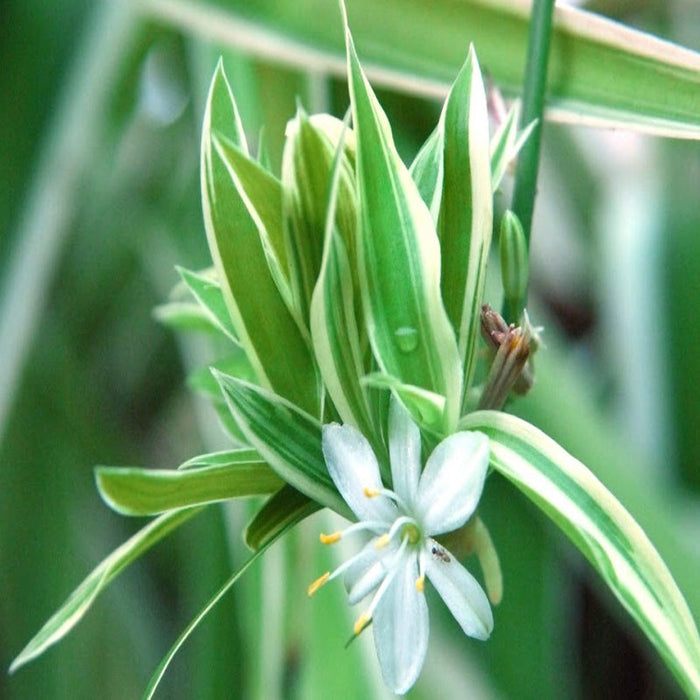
363,485 -> 409,512
375,534 -> 390,549
365,539 -> 409,620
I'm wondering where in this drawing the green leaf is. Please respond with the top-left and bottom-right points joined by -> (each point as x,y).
309,115 -> 375,444
95,461 -> 282,516
178,448 -> 261,470
282,109 -> 357,324
187,354 -> 258,444
9,507 -> 204,673
437,46 -> 492,400
215,372 -> 350,517
201,62 -> 319,415
211,134 -> 290,300
409,125 -> 443,222
144,518 -> 299,699
345,18 -> 462,433
177,266 -> 239,345
361,372 -> 446,434
460,410 -> 700,696
151,1 -> 700,140
245,484 -> 321,550
152,301 -> 221,335
489,101 -> 535,193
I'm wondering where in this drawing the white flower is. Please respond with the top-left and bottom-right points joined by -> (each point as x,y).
308,396 -> 493,694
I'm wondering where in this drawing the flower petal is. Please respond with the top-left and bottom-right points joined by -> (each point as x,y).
373,552 -> 429,695
388,395 -> 421,506
425,539 -> 493,640
414,431 -> 489,535
322,423 -> 397,522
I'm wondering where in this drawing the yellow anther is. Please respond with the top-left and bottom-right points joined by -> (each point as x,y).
320,532 -> 341,545
353,611 -> 371,636
374,534 -> 390,549
307,572 -> 330,597
415,575 -> 425,593
363,486 -> 381,498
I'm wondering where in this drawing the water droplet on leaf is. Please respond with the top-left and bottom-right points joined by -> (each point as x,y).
394,326 -> 419,353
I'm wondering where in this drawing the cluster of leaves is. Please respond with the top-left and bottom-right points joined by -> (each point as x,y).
10,13 -> 700,698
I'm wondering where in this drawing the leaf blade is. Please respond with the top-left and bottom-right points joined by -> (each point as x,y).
95,461 -> 283,516
460,410 -> 700,696
9,508 -> 203,673
345,20 -> 462,431
215,373 -> 350,517
201,62 -> 319,414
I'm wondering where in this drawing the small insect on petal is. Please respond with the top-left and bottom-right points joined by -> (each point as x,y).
431,545 -> 451,563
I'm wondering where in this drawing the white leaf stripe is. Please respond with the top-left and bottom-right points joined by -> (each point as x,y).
461,410 -> 700,696
346,27 -> 462,431
95,462 -> 283,516
215,373 -> 350,518
436,47 -> 492,398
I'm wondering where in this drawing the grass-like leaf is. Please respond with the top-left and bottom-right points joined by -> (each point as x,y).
143,515 -> 304,699
177,266 -> 239,344
215,372 -> 350,518
310,114 -> 375,446
409,125 -> 443,222
460,410 -> 700,696
436,46 -> 492,399
345,15 -> 462,433
201,62 -> 319,415
490,101 -> 535,193
149,0 -> 700,140
9,507 -> 204,673
178,448 -> 261,470
95,461 -> 282,516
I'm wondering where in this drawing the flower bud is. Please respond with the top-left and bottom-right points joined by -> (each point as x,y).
499,210 -> 528,322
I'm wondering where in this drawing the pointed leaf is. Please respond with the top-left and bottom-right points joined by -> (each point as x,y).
345,21 -> 462,432
310,115 -> 374,443
201,63 -> 319,414
437,47 -> 492,397
282,109 -> 357,322
211,134 -> 290,299
409,125 -> 443,222
490,101 -> 536,192
215,372 -> 350,517
460,410 -> 700,697
177,266 -> 239,344
9,507 -> 204,673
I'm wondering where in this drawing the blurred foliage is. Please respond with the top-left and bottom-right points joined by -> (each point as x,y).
2,1 -> 699,698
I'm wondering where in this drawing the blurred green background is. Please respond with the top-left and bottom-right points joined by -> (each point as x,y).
2,1 -> 699,698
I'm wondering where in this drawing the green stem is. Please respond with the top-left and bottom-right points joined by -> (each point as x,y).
510,0 -> 555,295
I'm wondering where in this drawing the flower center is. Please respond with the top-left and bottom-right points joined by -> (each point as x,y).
401,522 -> 421,545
